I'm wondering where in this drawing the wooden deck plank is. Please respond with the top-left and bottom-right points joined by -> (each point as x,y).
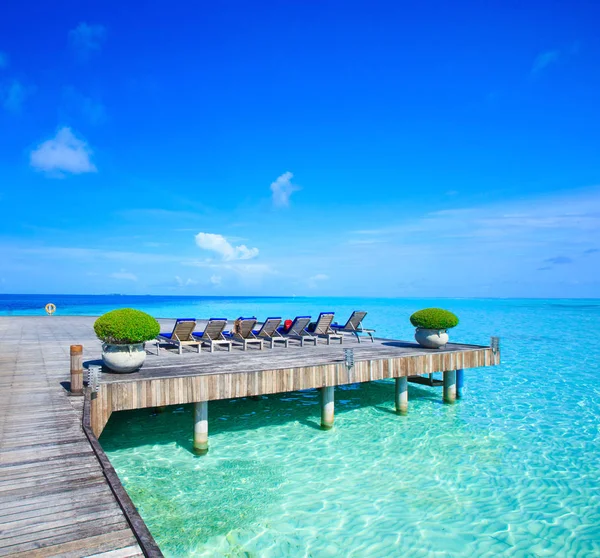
0,455 -> 100,475
5,531 -> 139,558
0,519 -> 132,556
88,547 -> 144,558
0,463 -> 98,490
0,508 -> 127,542
0,494 -> 119,524
0,486 -> 117,517
0,473 -> 107,499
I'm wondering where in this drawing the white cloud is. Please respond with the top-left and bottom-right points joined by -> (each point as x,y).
175,276 -> 196,287
182,260 -> 276,286
30,127 -> 97,177
3,80 -> 33,112
184,260 -> 273,274
195,232 -> 259,261
63,87 -> 106,125
350,186 -> 600,254
347,238 -> 386,245
110,270 -> 137,281
532,50 -> 560,75
0,51 -> 8,69
69,23 -> 106,57
271,171 -> 300,207
531,44 -> 579,77
15,245 -> 181,266
308,273 -> 329,288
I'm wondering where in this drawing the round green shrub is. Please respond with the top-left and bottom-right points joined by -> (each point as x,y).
410,308 -> 459,330
94,308 -> 160,344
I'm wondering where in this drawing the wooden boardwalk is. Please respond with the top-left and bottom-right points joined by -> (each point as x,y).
0,316 -> 153,557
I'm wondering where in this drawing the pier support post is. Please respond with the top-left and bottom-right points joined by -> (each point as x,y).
70,345 -> 83,395
193,401 -> 209,455
320,386 -> 334,429
456,369 -> 464,399
443,370 -> 457,404
395,377 -> 408,415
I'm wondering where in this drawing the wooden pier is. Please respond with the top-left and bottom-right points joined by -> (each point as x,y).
0,315 -> 500,556
92,319 -> 500,452
0,317 -> 160,558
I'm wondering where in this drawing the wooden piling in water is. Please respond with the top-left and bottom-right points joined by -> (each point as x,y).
70,344 -> 83,395
443,370 -> 457,404
395,377 -> 408,415
193,401 -> 209,455
320,386 -> 334,429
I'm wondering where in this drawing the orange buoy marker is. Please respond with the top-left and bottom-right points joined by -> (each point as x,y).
45,303 -> 56,315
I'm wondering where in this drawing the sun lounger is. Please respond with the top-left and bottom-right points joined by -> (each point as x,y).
330,311 -> 375,342
192,318 -> 232,352
309,312 -> 343,345
281,316 -> 317,346
225,317 -> 264,351
252,317 -> 288,348
156,318 -> 201,354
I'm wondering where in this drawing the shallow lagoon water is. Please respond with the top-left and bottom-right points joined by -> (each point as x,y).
7,296 -> 598,556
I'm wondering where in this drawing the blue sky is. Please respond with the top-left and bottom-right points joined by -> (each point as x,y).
1,0 -> 599,297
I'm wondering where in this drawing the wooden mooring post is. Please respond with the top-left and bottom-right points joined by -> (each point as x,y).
70,344 -> 83,395
193,401 -> 209,455
395,377 -> 408,415
320,386 -> 335,429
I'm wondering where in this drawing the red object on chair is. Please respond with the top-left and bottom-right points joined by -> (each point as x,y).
284,319 -> 293,332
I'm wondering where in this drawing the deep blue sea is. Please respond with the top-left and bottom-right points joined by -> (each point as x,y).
2,294 -> 599,556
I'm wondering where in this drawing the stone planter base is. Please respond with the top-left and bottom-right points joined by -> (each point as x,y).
102,343 -> 146,373
415,328 -> 449,349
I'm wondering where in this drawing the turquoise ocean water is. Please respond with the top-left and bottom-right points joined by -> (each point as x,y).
3,295 -> 599,556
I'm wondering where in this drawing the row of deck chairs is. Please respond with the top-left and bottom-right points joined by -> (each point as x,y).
156,311 -> 375,354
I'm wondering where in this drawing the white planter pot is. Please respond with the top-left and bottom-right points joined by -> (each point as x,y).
414,328 -> 449,349
102,343 -> 146,373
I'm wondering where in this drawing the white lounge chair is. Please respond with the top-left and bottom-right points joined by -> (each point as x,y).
253,317 -> 288,348
156,319 -> 201,354
193,318 -> 232,352
282,316 -> 317,346
310,312 -> 343,345
331,311 -> 375,342
226,317 -> 264,351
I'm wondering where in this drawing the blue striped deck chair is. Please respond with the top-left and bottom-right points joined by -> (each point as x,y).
310,312 -> 343,345
331,311 -> 375,343
192,318 -> 232,352
252,317 -> 288,348
280,316 -> 317,347
156,318 -> 201,354
225,317 -> 263,351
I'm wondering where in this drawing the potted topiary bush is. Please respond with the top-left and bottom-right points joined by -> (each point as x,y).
410,308 -> 459,349
94,308 -> 160,373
